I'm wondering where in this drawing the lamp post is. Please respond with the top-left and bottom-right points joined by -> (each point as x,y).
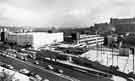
96,31 -> 99,61
133,48 -> 134,73
111,41 -> 114,66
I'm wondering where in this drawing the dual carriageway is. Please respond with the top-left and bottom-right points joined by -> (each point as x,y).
0,46 -> 134,81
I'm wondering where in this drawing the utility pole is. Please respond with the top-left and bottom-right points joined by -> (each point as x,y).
96,31 -> 99,61
112,43 -> 114,66
133,48 -> 135,73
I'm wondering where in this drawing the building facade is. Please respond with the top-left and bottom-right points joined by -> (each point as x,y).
110,18 -> 135,33
78,34 -> 104,46
5,32 -> 64,49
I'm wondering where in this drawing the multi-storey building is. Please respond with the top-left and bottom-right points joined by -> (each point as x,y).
66,32 -> 104,47
110,18 -> 135,33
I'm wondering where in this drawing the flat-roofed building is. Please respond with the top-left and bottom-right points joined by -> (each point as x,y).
78,34 -> 104,46
6,32 -> 64,49
67,32 -> 104,47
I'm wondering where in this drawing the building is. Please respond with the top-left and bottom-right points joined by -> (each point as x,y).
93,18 -> 135,33
5,32 -> 64,49
110,18 -> 135,24
112,24 -> 135,33
65,32 -> 104,47
94,23 -> 115,33
78,34 -> 104,46
0,28 -> 8,41
110,18 -> 135,33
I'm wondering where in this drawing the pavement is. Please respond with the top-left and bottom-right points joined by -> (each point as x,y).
81,48 -> 135,75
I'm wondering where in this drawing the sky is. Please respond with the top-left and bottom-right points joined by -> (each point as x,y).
0,0 -> 135,28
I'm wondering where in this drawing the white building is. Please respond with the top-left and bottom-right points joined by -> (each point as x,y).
6,32 -> 64,49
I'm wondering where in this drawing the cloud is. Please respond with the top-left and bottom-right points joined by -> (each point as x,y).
0,0 -> 135,28
0,3 -> 54,26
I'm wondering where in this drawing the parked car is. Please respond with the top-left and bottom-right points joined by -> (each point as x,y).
34,61 -> 39,65
7,64 -> 14,70
19,69 -> 30,75
42,78 -> 49,81
46,65 -> 54,70
54,68 -> 64,74
35,74 -> 42,81
27,72 -> 37,77
1,64 -> 14,70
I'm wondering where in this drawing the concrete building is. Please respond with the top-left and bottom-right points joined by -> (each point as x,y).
78,34 -> 104,46
66,32 -> 104,47
6,32 -> 64,49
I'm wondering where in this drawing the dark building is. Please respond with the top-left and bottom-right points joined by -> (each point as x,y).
64,32 -> 80,44
1,32 -> 5,41
114,24 -> 135,33
0,28 -> 8,42
110,18 -> 135,24
94,23 -> 115,34
110,18 -> 135,33
71,32 -> 80,41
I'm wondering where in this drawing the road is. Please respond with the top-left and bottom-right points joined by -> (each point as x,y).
0,52 -> 113,81
0,55 -> 75,81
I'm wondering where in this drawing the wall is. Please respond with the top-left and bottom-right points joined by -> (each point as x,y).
33,32 -> 63,49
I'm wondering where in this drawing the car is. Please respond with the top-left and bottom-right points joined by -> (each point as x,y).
46,65 -> 54,70
27,72 -> 37,77
1,53 -> 6,56
1,64 -> 14,70
12,54 -> 17,57
0,53 -> 5,57
35,74 -> 42,81
42,78 -> 49,81
0,63 -> 6,67
19,69 -> 30,75
54,69 -> 64,74
23,57 -> 28,61
5,54 -> 9,57
9,53 -> 17,58
7,65 -> 14,70
34,61 -> 39,64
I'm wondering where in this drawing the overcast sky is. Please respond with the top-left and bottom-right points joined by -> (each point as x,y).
0,0 -> 135,28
